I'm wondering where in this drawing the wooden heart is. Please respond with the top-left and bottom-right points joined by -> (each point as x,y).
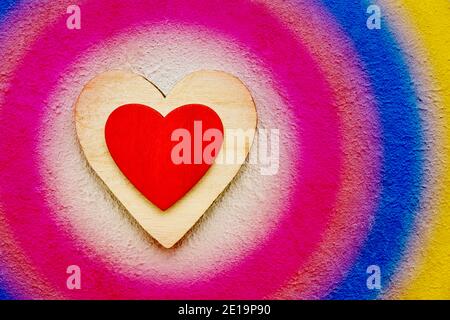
75,71 -> 257,248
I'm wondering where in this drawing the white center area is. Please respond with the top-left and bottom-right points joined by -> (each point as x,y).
39,24 -> 298,282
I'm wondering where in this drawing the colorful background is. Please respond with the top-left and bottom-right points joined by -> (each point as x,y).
0,0 -> 449,299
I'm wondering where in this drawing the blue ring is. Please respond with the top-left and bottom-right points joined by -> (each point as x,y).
319,0 -> 424,299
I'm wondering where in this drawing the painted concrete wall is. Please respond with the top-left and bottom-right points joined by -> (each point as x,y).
0,0 -> 448,299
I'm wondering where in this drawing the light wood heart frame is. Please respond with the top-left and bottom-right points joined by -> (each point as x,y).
75,70 -> 257,248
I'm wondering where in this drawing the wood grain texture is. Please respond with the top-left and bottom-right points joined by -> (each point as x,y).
75,70 -> 257,248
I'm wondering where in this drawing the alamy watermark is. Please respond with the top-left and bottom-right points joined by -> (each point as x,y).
66,265 -> 81,290
170,121 -> 279,176
66,5 -> 81,30
366,4 -> 382,30
366,265 -> 382,290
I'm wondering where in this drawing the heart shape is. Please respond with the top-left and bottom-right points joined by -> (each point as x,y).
75,70 -> 257,248
105,103 -> 224,211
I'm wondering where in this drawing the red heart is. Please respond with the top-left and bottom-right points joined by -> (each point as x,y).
105,104 -> 224,211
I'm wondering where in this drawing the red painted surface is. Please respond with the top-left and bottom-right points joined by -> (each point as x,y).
105,104 -> 224,210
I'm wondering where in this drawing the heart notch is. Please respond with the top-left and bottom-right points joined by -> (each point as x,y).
75,71 -> 257,248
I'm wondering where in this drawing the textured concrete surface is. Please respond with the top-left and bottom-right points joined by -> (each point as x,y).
0,0 -> 449,299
